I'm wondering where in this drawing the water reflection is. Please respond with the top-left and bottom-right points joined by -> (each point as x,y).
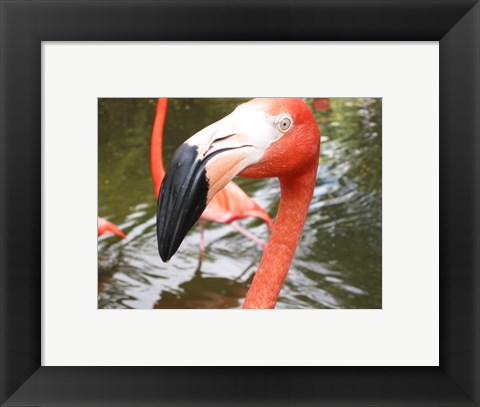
153,268 -> 250,309
98,98 -> 381,309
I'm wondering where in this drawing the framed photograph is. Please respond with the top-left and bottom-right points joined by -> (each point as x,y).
97,96 -> 383,311
1,1 -> 478,406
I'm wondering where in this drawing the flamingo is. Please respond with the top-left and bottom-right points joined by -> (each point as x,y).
312,97 -> 331,112
150,98 -> 273,253
98,217 -> 125,238
156,98 -> 320,308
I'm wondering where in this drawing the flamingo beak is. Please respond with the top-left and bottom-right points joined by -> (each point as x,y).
156,107 -> 280,262
156,142 -> 213,262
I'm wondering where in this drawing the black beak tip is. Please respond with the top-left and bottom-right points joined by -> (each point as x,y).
155,143 -> 210,263
158,236 -> 176,263
158,248 -> 170,263
156,220 -> 175,263
160,255 -> 171,263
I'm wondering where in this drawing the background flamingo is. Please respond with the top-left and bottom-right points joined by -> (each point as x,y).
157,98 -> 320,308
97,216 -> 125,238
312,97 -> 331,112
150,98 -> 273,254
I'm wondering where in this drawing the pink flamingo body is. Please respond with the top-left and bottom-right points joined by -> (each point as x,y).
98,217 -> 125,238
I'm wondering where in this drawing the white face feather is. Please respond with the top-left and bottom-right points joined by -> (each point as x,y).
186,105 -> 293,202
183,106 -> 293,201
186,107 -> 290,165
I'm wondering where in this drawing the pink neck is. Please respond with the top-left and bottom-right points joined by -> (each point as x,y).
243,165 -> 317,309
150,98 -> 168,198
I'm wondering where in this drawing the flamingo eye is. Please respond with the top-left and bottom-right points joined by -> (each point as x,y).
277,115 -> 293,133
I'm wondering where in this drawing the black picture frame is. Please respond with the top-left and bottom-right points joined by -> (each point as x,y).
1,0 -> 479,406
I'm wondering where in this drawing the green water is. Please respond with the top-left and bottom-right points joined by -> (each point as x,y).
98,98 -> 382,309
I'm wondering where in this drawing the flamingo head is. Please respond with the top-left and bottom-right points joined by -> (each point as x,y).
156,98 -> 320,262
